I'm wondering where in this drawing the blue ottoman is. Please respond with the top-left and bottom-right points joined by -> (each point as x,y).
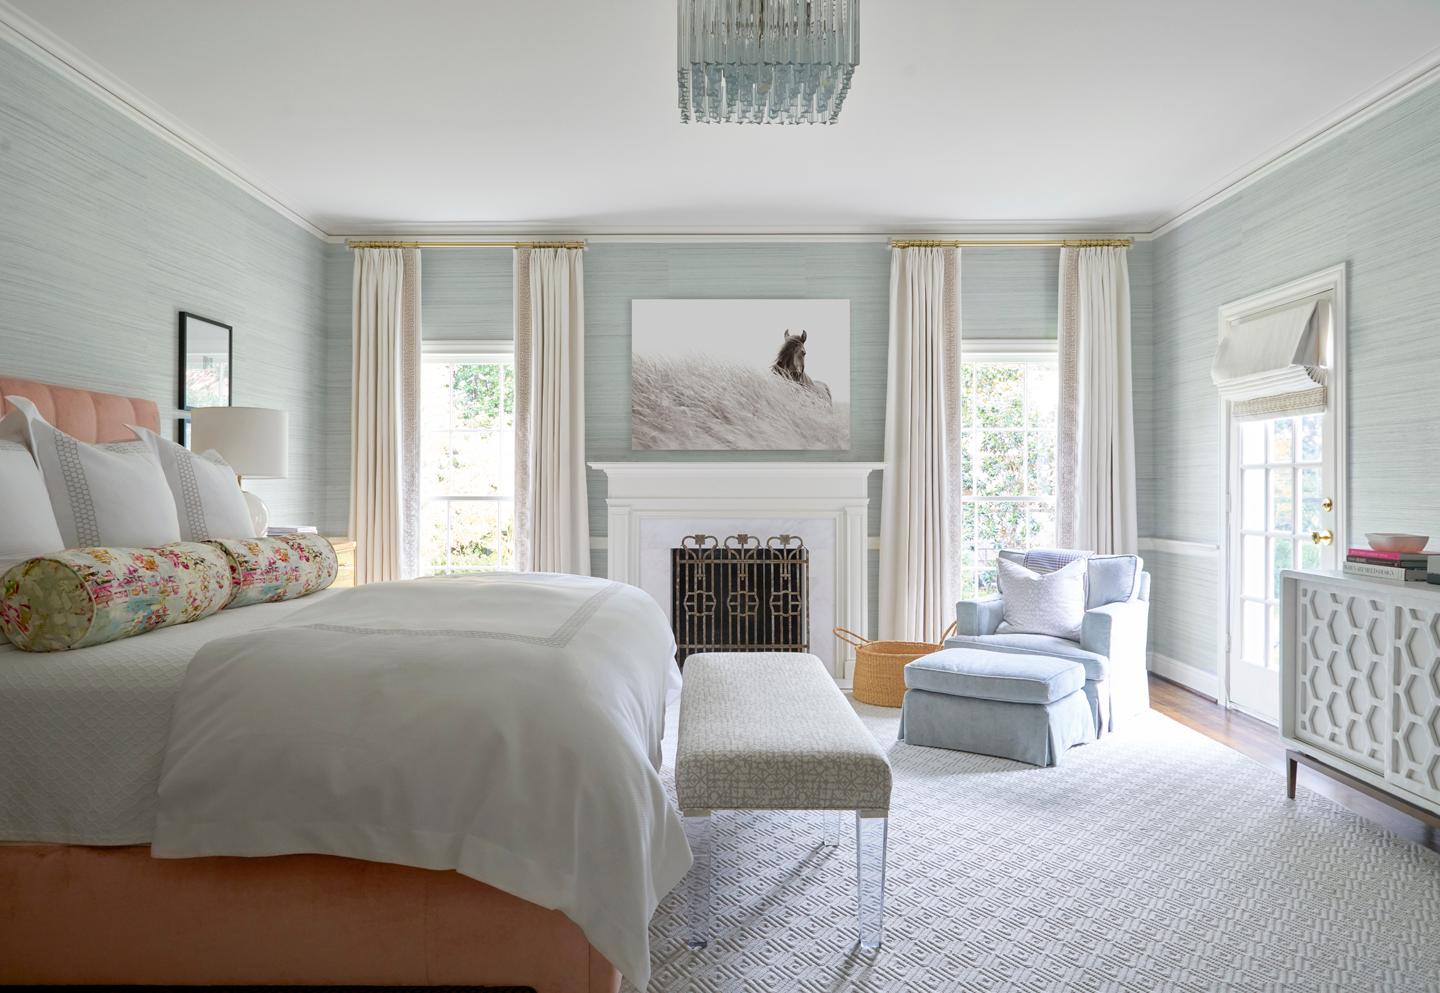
897,647 -> 1096,767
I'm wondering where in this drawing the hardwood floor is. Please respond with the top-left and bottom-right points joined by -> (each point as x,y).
1148,674 -> 1439,854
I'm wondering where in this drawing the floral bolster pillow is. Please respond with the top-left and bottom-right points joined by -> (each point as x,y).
206,533 -> 338,609
0,544 -> 233,652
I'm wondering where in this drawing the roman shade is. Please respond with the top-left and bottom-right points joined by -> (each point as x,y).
1211,298 -> 1327,419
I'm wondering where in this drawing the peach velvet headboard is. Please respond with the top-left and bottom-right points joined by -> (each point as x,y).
0,377 -> 160,443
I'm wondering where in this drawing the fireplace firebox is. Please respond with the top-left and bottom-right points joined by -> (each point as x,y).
671,533 -> 809,666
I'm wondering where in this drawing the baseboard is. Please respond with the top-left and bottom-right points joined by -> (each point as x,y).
1148,652 -> 1219,701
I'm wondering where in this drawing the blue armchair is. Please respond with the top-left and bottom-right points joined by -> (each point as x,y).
946,549 -> 1152,734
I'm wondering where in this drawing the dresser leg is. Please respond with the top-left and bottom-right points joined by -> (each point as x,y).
1286,753 -> 1298,799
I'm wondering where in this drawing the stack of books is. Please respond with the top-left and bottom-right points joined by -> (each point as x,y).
1344,547 -> 1432,584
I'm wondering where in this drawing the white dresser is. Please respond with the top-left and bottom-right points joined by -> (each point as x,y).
1280,569 -> 1440,821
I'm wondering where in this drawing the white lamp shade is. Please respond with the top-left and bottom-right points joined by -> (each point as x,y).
190,406 -> 289,479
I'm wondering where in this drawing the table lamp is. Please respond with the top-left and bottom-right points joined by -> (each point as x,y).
190,406 -> 289,536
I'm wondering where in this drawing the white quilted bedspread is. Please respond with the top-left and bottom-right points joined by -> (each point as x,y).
0,592 -> 341,845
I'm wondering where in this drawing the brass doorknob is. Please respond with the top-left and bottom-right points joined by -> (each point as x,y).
1321,497 -> 1334,512
1311,529 -> 1334,546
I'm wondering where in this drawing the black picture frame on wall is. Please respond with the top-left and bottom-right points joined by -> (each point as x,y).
178,311 -> 233,410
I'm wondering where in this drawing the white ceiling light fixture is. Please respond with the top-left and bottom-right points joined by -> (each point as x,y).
678,0 -> 859,125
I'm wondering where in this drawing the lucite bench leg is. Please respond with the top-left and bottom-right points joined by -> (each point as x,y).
820,809 -> 843,848
682,810 -> 712,950
855,812 -> 888,951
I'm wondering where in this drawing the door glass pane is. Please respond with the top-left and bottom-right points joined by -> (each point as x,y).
1301,542 -> 1322,570
1272,537 -> 1293,600
1242,600 -> 1266,664
1268,603 -> 1281,670
1243,535 -> 1266,597
1270,469 -> 1294,533
1269,418 -> 1294,463
1242,468 -> 1265,530
1299,467 -> 1323,532
1240,421 -> 1266,465
1299,414 -> 1323,463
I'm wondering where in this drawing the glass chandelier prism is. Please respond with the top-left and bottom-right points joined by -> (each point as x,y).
678,0 -> 859,125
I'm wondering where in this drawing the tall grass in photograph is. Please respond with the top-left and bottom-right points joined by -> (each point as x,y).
631,354 -> 849,450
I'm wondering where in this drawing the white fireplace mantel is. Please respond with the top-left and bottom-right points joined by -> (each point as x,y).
589,462 -> 883,676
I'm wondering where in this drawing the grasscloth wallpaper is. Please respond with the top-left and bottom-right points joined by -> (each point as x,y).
1145,80 -> 1440,675
0,39 -> 330,529
13,21 -> 1438,675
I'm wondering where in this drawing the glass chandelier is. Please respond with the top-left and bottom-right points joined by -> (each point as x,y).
678,0 -> 860,125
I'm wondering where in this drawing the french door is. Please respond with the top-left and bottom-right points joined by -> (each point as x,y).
1225,411 -> 1339,722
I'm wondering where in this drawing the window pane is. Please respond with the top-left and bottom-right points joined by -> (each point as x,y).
1242,468 -> 1265,531
972,365 -> 1025,427
1268,603 -> 1281,670
1024,364 -> 1058,435
1299,414 -> 1323,463
976,431 -> 1025,496
447,502 -> 503,570
1270,469 -> 1293,533
1272,537 -> 1293,600
421,502 -> 450,574
450,364 -> 506,430
1240,421 -> 1265,465
1026,442 -> 1055,498
1301,542 -> 1322,570
1269,418 -> 1294,463
1299,467 -> 1322,533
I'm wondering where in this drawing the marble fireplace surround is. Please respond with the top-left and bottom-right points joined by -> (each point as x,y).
590,462 -> 883,677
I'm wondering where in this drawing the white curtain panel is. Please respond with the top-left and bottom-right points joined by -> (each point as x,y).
513,247 -> 590,575
879,246 -> 963,642
349,247 -> 422,583
1056,246 -> 1138,555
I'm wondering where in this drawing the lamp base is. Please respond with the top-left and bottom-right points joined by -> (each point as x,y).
242,490 -> 270,537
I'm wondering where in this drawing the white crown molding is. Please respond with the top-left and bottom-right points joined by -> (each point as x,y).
0,0 -> 328,241
5,0 -> 1438,246
1150,44 -> 1440,238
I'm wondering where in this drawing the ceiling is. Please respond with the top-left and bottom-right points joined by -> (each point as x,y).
7,0 -> 1440,236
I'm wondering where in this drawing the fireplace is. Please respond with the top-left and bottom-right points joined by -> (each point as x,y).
671,533 -> 809,666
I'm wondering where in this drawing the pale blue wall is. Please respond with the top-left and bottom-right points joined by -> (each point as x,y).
378,243 -> 1068,634
0,37 -> 332,529
1144,79 -> 1440,674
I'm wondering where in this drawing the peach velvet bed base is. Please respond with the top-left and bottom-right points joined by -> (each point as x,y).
0,844 -> 620,991
0,379 -> 621,991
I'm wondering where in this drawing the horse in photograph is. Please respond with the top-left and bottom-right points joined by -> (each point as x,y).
771,329 -> 832,405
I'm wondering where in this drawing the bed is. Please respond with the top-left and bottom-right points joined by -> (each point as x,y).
0,377 -> 663,992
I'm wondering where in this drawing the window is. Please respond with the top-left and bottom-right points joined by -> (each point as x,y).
420,345 -> 515,574
959,343 -> 1059,598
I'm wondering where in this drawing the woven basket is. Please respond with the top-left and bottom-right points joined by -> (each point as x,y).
835,622 -> 957,708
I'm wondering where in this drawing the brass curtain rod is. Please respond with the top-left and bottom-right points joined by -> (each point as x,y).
890,238 -> 1132,249
346,240 -> 587,250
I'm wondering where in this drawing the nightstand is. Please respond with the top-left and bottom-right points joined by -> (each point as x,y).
326,537 -> 357,588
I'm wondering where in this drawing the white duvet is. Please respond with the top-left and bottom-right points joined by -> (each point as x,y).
152,572 -> 689,989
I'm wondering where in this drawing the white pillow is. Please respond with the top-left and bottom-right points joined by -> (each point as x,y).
0,416 -> 66,574
4,397 -> 181,549
996,556 -> 1088,641
129,425 -> 257,541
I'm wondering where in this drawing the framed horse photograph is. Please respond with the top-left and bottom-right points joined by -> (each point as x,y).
630,298 -> 851,450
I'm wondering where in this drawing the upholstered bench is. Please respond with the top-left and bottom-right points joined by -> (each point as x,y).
676,652 -> 892,951
898,647 -> 1096,767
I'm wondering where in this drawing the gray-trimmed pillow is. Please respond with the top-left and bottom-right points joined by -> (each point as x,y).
130,425 -> 256,541
996,556 -> 1087,641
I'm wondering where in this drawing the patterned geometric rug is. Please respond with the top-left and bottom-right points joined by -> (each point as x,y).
631,702 -> 1440,993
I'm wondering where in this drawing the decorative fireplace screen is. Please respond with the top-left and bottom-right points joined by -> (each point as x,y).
671,533 -> 809,665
